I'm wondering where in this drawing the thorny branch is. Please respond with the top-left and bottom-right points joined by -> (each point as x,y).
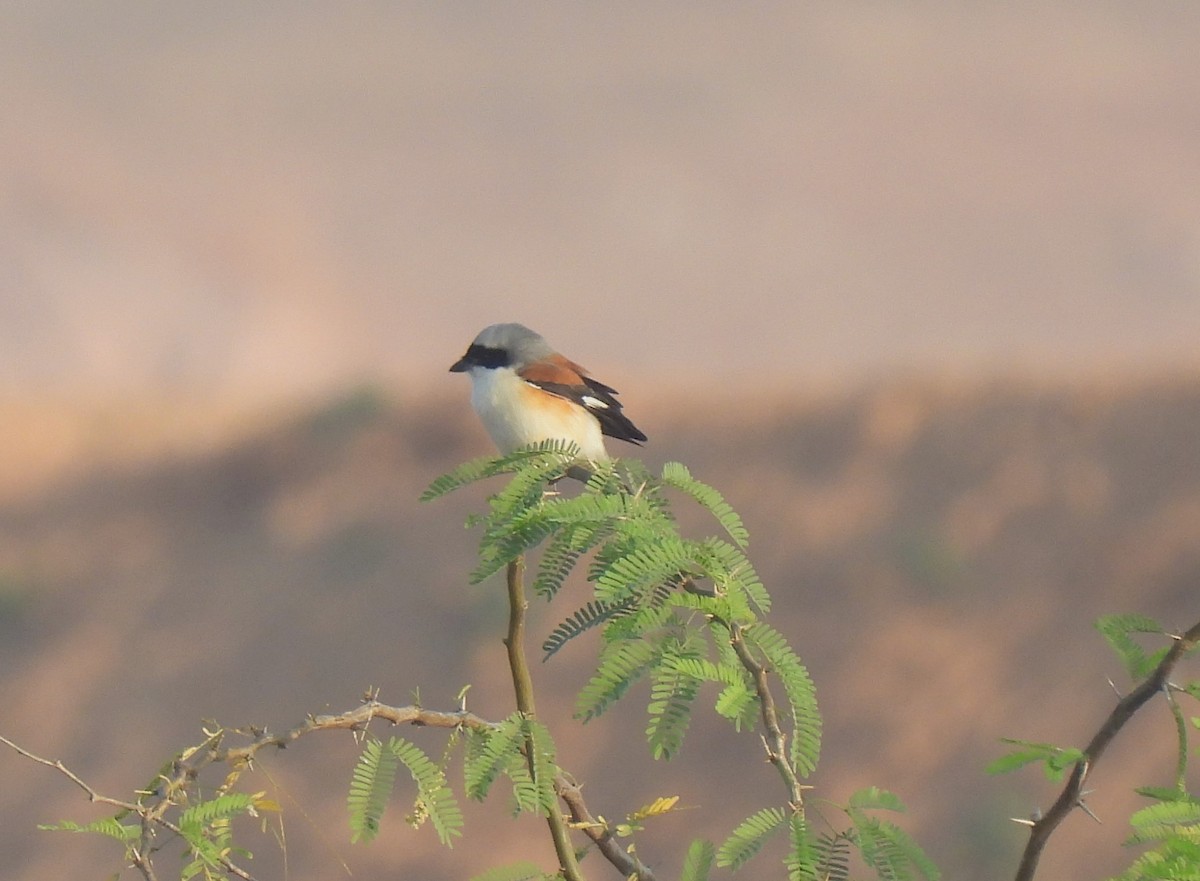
0,733 -> 249,881
2,693 -> 655,881
728,622 -> 806,811
1013,617 -> 1200,881
557,775 -> 659,881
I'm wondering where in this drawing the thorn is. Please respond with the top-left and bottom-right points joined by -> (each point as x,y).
758,733 -> 775,760
1107,678 -> 1123,698
1010,817 -> 1037,827
1078,799 -> 1102,824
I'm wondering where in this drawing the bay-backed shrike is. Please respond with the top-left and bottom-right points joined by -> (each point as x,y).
450,323 -> 647,464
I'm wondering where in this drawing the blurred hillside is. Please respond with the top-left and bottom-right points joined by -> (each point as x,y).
1,376 -> 1197,880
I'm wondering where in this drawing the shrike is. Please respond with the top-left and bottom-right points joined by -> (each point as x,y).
450,323 -> 647,464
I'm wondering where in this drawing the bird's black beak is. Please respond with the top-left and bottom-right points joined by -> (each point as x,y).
449,356 -> 471,373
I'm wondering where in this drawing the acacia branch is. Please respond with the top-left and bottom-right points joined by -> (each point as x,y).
1013,618 -> 1200,881
557,775 -> 659,881
4,692 -> 654,881
505,557 -> 587,881
2,707 -> 495,881
0,734 -> 246,881
728,622 -> 806,810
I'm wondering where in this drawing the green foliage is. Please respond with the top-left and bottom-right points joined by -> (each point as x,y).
507,718 -> 559,817
348,736 -> 401,843
464,716 -> 528,802
347,736 -> 462,846
1167,691 -> 1191,791
425,447 -> 939,879
646,646 -> 703,759
986,738 -> 1086,781
39,817 -> 140,842
717,806 -> 788,870
425,449 -> 817,769
718,787 -> 932,881
848,786 -> 908,812
1115,840 -> 1200,881
462,715 -> 557,818
1125,798 -> 1200,845
744,622 -> 822,775
389,736 -> 463,845
713,678 -> 760,731
679,838 -> 716,881
1096,614 -> 1170,680
178,792 -> 259,881
533,520 -> 613,600
575,638 -> 658,721
811,831 -> 853,881
542,598 -> 629,660
851,815 -> 941,881
784,815 -> 819,881
420,440 -> 583,502
179,792 -> 257,830
660,461 -> 749,547
1115,793 -> 1200,881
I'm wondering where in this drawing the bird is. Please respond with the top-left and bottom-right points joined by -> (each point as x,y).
449,323 -> 646,465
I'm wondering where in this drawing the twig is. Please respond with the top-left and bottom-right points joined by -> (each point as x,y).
0,734 -> 251,880
728,623 -> 806,810
505,557 -> 587,881
0,734 -> 142,813
1013,618 -> 1200,881
5,695 -> 655,881
557,775 -> 659,881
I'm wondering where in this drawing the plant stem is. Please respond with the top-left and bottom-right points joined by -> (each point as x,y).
505,557 -> 586,881
729,622 -> 806,811
1013,618 -> 1200,881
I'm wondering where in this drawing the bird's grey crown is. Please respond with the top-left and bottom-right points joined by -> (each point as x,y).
471,323 -> 554,367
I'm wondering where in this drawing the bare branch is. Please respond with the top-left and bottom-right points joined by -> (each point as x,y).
1013,618 -> 1200,881
0,734 -> 141,812
0,734 -> 253,881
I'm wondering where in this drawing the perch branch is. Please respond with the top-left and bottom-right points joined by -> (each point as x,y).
1013,617 -> 1200,881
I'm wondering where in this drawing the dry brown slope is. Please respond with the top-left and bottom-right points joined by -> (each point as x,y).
0,376 -> 1197,880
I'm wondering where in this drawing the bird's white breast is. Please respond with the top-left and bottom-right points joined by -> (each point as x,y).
467,367 -> 609,461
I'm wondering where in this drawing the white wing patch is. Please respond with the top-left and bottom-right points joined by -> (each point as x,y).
581,395 -> 609,410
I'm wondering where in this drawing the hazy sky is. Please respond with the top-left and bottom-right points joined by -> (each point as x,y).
3,3 -> 1198,400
